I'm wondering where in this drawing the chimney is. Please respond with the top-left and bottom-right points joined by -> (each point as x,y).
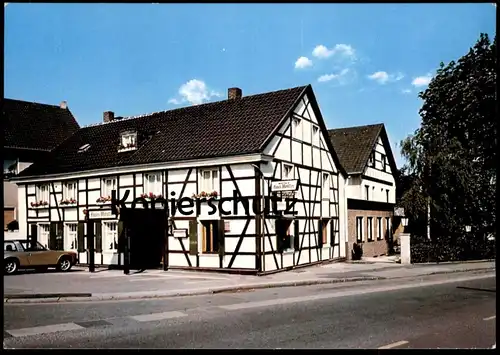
103,111 -> 115,123
228,87 -> 242,100
60,101 -> 67,109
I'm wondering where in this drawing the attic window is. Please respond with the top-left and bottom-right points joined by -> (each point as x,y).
368,152 -> 374,167
78,144 -> 91,153
119,131 -> 138,152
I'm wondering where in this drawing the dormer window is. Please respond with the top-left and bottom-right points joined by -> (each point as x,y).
119,131 -> 138,152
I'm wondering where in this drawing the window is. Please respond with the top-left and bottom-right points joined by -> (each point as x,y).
36,184 -> 50,203
322,173 -> 330,199
321,219 -> 328,245
292,118 -> 302,139
368,152 -> 375,167
102,177 -> 117,198
312,125 -> 320,146
120,131 -> 137,150
377,217 -> 382,240
39,224 -> 50,249
201,220 -> 219,253
200,169 -> 219,192
63,181 -> 77,200
103,221 -> 118,251
283,164 -> 294,180
144,173 -> 163,196
365,185 -> 370,200
356,217 -> 363,242
385,217 -> 391,239
65,223 -> 78,250
78,144 -> 91,153
381,154 -> 386,169
20,241 -> 46,251
367,217 -> 373,241
386,189 -> 390,203
276,218 -> 294,252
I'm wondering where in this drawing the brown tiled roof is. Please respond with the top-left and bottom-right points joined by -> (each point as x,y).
17,85 -> 311,177
3,99 -> 80,151
328,123 -> 393,174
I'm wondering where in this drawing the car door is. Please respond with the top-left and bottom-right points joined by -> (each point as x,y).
23,242 -> 56,266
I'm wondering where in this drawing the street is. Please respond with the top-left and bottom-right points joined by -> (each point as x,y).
3,272 -> 496,348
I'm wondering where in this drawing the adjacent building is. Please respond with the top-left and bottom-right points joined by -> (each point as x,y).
328,123 -> 398,259
11,85 -> 350,274
3,99 -> 80,231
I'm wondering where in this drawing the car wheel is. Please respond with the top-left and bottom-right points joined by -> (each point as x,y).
5,258 -> 19,275
57,257 -> 72,272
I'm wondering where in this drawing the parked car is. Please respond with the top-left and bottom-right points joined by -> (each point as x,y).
4,240 -> 77,275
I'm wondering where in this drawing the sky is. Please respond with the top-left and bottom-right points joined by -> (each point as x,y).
4,3 -> 497,167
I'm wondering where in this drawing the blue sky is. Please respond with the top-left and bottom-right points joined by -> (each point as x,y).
4,3 -> 497,167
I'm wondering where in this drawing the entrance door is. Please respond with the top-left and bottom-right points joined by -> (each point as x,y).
123,209 -> 166,270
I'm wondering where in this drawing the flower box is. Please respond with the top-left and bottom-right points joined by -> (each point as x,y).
140,193 -> 164,200
96,196 -> 112,204
191,191 -> 219,199
60,198 -> 77,207
31,201 -> 49,208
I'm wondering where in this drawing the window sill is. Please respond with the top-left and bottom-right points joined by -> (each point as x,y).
102,250 -> 119,254
118,147 -> 137,153
59,204 -> 78,208
283,249 -> 295,254
30,206 -> 49,209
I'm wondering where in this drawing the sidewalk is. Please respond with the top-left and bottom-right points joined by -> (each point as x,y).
4,260 -> 495,304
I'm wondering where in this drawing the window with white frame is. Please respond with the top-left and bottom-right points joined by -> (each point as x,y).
65,223 -> 78,250
103,221 -> 118,252
322,173 -> 330,199
377,217 -> 382,240
367,217 -> 373,241
63,181 -> 77,200
120,131 -> 137,149
312,125 -> 320,146
283,164 -> 294,180
200,169 -> 219,192
39,224 -> 50,249
36,184 -> 50,203
292,117 -> 302,140
385,217 -> 391,239
144,172 -> 163,196
368,152 -> 375,167
356,217 -> 363,243
102,177 -> 117,198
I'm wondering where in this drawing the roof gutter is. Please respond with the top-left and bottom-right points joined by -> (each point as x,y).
10,153 -> 273,184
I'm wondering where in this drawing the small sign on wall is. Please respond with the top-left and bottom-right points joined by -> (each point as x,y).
173,229 -> 188,238
88,210 -> 114,219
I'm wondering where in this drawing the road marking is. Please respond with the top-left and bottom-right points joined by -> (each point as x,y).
219,274 -> 495,311
378,340 -> 409,349
129,311 -> 187,322
483,315 -> 496,321
6,322 -> 85,337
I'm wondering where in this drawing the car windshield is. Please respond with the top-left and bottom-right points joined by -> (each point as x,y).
20,241 -> 47,251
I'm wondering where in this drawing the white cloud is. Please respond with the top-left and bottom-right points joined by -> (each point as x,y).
401,89 -> 412,94
312,45 -> 334,59
168,79 -> 221,106
412,74 -> 433,87
295,56 -> 313,69
312,43 -> 356,60
318,68 -> 349,83
368,71 -> 405,84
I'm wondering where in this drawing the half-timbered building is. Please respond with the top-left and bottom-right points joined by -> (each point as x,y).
12,85 -> 349,274
327,123 -> 398,259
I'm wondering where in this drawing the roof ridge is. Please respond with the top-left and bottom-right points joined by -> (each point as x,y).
80,85 -> 309,129
328,122 -> 384,132
3,97 -> 64,109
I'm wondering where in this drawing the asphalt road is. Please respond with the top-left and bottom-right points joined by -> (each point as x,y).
3,272 -> 496,349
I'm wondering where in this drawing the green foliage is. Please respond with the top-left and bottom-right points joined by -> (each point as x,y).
399,33 -> 497,245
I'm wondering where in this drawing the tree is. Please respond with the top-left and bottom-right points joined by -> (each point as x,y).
399,33 -> 496,247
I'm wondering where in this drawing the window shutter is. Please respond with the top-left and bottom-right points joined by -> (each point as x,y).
318,220 -> 323,248
330,219 -> 335,246
117,221 -> 125,253
95,221 -> 103,253
293,220 -> 300,250
49,223 -> 57,250
218,219 -> 225,256
276,220 -> 284,253
77,222 -> 85,252
29,224 -> 38,248
189,219 -> 198,255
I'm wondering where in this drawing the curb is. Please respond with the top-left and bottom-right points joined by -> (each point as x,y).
4,267 -> 495,304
